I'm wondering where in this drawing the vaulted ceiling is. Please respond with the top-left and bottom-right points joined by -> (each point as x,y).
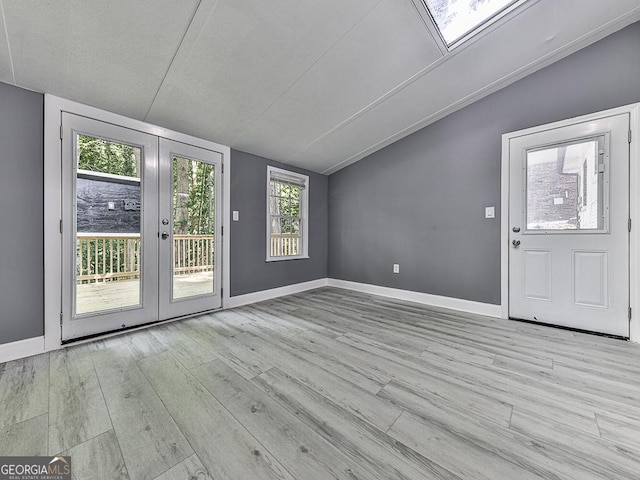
1,0 -> 638,173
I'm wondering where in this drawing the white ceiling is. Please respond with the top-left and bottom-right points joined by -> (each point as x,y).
0,0 -> 639,174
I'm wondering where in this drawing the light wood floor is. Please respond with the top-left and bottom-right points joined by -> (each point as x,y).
2,287 -> 640,479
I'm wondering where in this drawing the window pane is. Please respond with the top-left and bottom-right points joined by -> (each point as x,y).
172,156 -> 215,300
75,135 -> 142,315
424,0 -> 518,45
77,134 -> 139,176
526,139 -> 603,231
268,170 -> 307,258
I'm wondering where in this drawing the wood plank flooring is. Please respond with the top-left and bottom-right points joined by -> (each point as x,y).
2,287 -> 640,479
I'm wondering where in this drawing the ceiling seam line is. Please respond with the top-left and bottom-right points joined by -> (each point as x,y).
321,7 -> 640,175
294,0 -> 545,161
0,0 -> 16,84
143,0 -> 213,122
237,0 -> 386,132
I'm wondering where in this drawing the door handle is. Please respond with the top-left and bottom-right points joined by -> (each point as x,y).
512,239 -> 521,248
161,232 -> 170,240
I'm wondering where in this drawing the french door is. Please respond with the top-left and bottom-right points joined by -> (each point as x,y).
158,138 -> 222,320
61,114 -> 222,341
508,113 -> 629,337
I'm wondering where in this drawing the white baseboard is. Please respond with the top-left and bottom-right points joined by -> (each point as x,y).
0,336 -> 45,364
225,278 -> 329,309
327,279 -> 502,318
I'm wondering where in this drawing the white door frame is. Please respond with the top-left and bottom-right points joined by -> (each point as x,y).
44,94 -> 231,351
501,103 -> 640,342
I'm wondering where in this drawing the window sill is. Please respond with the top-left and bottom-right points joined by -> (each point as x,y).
266,255 -> 310,262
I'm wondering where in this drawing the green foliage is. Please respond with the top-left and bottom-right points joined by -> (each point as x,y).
173,157 -> 216,235
78,134 -> 138,177
76,137 -> 216,236
270,181 -> 301,234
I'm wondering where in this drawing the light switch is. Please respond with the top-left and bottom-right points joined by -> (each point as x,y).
232,210 -> 239,221
485,206 -> 495,219
107,201 -> 115,210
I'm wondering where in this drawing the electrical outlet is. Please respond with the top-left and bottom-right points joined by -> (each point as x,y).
393,264 -> 400,274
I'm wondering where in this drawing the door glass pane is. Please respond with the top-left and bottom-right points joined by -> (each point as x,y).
172,156 -> 215,300
526,138 -> 604,231
75,134 -> 142,315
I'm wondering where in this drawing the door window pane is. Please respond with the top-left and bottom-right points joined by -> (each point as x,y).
526,138 -> 604,231
172,156 -> 215,300
75,135 -> 142,315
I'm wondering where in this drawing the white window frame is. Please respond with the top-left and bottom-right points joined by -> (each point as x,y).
266,166 -> 309,262
412,0 -> 533,52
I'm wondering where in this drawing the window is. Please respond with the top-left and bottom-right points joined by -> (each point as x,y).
423,0 -> 525,48
525,137 -> 605,232
267,166 -> 309,261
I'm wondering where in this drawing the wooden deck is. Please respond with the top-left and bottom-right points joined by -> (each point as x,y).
76,272 -> 214,314
2,287 -> 640,479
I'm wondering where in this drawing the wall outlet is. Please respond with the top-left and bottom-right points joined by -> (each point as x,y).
232,210 -> 239,221
393,264 -> 400,274
485,206 -> 495,219
107,201 -> 115,210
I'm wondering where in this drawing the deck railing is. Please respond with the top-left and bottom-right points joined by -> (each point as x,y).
76,233 -> 214,284
77,234 -> 141,283
77,232 -> 302,283
173,235 -> 214,274
270,233 -> 300,257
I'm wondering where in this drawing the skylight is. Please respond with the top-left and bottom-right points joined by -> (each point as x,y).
424,0 -> 522,47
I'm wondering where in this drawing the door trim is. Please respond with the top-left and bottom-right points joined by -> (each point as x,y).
501,103 -> 640,342
44,94 -> 231,351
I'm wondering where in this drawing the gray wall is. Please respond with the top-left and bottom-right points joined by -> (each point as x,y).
230,149 -> 328,296
0,82 -> 44,344
328,21 -> 640,305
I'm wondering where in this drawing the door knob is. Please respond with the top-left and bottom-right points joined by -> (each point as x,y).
512,239 -> 521,248
512,226 -> 521,233
161,232 -> 169,240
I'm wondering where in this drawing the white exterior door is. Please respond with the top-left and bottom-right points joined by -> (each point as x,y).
62,116 -> 223,341
61,113 -> 159,340
158,138 -> 222,320
509,113 -> 630,337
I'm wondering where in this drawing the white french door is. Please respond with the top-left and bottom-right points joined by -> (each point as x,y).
508,113 -> 630,337
158,139 -> 222,320
61,114 -> 222,341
